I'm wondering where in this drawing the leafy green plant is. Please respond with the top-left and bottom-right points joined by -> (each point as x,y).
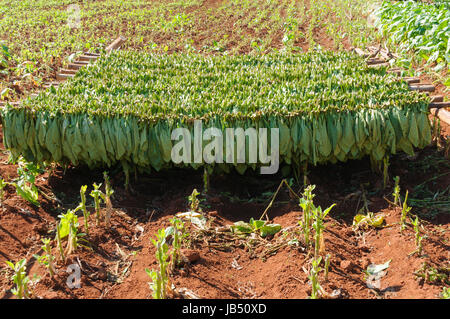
312,203 -> 335,258
167,217 -> 189,270
230,218 -> 282,238
101,172 -> 114,227
0,178 -> 6,203
441,287 -> 450,299
324,254 -> 330,282
375,0 -> 449,70
58,209 -> 88,255
75,185 -> 90,235
90,182 -> 103,225
188,188 -> 201,213
400,190 -> 412,231
309,256 -> 323,299
145,228 -> 170,299
33,238 -> 56,277
410,216 -> 423,256
414,262 -> 449,284
55,221 -> 65,263
10,158 -> 42,207
393,176 -> 400,206
299,185 -> 316,248
5,259 -> 31,299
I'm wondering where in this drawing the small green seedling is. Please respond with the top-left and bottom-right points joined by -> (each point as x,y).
146,228 -> 170,299
400,190 -> 412,231
55,221 -> 65,263
0,178 -> 6,203
11,158 -> 42,207
324,254 -> 331,281
101,172 -> 114,227
410,216 -> 423,256
90,182 -> 103,225
75,185 -> 90,235
393,176 -> 400,206
312,203 -> 335,258
5,259 -> 31,299
33,238 -> 56,277
298,185 -> 316,248
441,287 -> 450,299
188,188 -> 201,213
309,257 -> 323,299
167,217 -> 189,270
58,209 -> 88,255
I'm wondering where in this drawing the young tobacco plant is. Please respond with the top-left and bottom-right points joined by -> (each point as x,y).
55,220 -> 65,263
411,216 -> 423,256
298,185 -> 316,248
167,217 -> 188,271
324,254 -> 331,282
75,185 -> 90,235
0,178 -> 6,204
90,182 -> 103,225
58,209 -> 88,255
393,176 -> 400,206
400,190 -> 412,231
312,203 -> 336,258
188,188 -> 201,213
33,238 -> 56,277
5,259 -> 31,299
101,172 -> 114,227
309,256 -> 323,299
146,228 -> 170,299
11,158 -> 43,207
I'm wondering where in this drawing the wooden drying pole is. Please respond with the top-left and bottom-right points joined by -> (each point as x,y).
0,36 -> 127,108
352,46 -> 450,126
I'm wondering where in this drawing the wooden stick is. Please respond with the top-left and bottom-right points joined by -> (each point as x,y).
43,82 -> 59,88
430,95 -> 444,103
367,58 -> 386,65
56,73 -> 74,81
106,36 -> 127,53
409,84 -> 435,92
72,60 -> 90,66
429,102 -> 450,109
83,52 -> 100,57
59,68 -> 77,75
78,55 -> 98,62
68,63 -> 86,70
403,77 -> 420,84
387,68 -> 404,75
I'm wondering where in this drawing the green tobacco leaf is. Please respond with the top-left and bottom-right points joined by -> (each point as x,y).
231,221 -> 253,234
260,224 -> 282,237
249,218 -> 265,231
58,220 -> 69,239
12,182 -> 39,207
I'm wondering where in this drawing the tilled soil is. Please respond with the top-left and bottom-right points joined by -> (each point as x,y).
0,124 -> 448,299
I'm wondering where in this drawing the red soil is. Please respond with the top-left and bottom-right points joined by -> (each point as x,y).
0,123 -> 448,299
